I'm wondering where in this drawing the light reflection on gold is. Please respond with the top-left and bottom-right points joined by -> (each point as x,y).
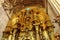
43,30 -> 50,40
2,6 -> 55,40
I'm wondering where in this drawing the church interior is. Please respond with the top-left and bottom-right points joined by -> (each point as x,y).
0,0 -> 60,40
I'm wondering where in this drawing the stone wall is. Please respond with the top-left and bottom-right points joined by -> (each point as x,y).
48,2 -> 60,34
0,5 -> 9,40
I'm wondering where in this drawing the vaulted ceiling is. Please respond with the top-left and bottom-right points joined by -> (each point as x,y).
9,0 -> 45,6
7,0 -> 46,13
